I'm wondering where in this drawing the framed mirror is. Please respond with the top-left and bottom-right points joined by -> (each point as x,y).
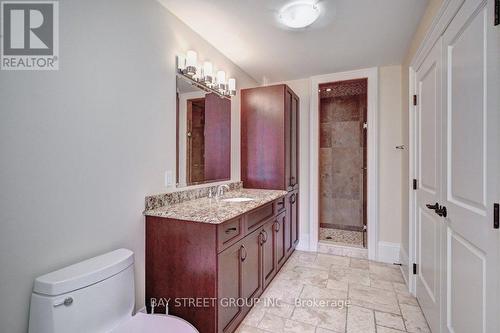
176,74 -> 231,187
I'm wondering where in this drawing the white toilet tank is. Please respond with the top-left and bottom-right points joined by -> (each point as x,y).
28,249 -> 135,333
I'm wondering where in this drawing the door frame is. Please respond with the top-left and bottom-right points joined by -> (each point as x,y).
309,67 -> 379,261
408,0 -> 467,295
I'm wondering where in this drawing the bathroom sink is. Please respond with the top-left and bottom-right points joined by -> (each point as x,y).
222,197 -> 254,203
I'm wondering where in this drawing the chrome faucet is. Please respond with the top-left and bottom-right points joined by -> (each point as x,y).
215,184 -> 230,199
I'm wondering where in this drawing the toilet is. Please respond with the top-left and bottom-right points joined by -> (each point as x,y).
28,249 -> 199,333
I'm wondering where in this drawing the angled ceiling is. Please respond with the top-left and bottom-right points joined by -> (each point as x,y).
159,0 -> 428,83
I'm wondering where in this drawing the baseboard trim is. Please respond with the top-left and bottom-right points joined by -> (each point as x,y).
377,241 -> 400,264
296,232 -> 310,251
399,246 -> 410,287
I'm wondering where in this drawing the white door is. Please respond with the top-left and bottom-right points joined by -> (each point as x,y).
415,39 -> 443,333
441,0 -> 500,332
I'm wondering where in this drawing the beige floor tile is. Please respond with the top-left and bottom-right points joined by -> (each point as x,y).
376,326 -> 405,333
291,305 -> 346,332
279,266 -> 329,288
349,284 -> 400,314
392,282 -> 411,295
299,284 -> 348,301
369,264 -> 404,283
329,267 -> 370,286
400,304 -> 431,333
236,324 -> 270,333
349,258 -> 369,270
242,303 -> 266,326
283,319 -> 316,333
266,301 -> 295,318
315,253 -> 350,268
326,279 -> 349,292
315,328 -> 339,333
396,292 -> 419,306
346,305 -> 375,333
375,311 -> 406,331
369,279 -> 394,291
258,313 -> 286,332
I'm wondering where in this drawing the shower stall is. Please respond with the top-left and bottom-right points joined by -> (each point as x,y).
318,79 -> 367,247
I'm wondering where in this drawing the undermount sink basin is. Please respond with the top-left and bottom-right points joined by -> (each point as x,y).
222,197 -> 254,203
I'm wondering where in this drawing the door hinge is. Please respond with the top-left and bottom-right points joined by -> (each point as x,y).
495,0 -> 499,26
413,263 -> 418,275
494,203 -> 499,229
413,95 -> 418,106
413,179 -> 418,190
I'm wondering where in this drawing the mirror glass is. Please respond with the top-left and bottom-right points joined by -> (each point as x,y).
176,74 -> 231,187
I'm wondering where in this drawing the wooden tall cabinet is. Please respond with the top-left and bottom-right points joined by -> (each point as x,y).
241,84 -> 300,255
241,84 -> 299,192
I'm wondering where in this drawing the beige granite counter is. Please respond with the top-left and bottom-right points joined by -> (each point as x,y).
144,188 -> 287,224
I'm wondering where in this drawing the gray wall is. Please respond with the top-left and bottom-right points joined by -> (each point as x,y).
0,1 -> 256,332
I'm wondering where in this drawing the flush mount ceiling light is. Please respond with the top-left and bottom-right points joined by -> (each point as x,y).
279,1 -> 320,29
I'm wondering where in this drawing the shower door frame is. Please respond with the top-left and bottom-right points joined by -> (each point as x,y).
309,67 -> 379,261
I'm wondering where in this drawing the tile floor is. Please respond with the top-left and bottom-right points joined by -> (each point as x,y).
236,251 -> 430,333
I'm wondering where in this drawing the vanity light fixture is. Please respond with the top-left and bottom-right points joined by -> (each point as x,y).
228,78 -> 236,96
185,50 -> 197,75
203,61 -> 213,84
279,1 -> 320,29
216,70 -> 226,90
176,51 -> 236,99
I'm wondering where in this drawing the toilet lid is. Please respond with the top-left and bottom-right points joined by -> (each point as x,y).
112,313 -> 199,333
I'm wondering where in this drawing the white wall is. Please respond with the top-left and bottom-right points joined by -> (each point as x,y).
0,1 -> 256,332
379,66 -> 403,244
277,65 -> 403,251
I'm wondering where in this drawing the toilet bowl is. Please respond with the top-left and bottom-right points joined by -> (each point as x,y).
28,249 -> 199,333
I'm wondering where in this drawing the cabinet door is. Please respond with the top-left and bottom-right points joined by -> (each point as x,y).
217,241 -> 243,333
290,93 -> 299,190
285,192 -> 294,255
291,191 -> 299,246
285,89 -> 292,190
261,219 -> 276,288
274,211 -> 287,269
241,229 -> 262,301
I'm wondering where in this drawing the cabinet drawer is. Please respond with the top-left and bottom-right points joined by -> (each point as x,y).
245,203 -> 274,232
218,217 -> 243,252
275,197 -> 286,213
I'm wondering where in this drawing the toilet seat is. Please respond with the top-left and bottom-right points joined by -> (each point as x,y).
112,312 -> 199,333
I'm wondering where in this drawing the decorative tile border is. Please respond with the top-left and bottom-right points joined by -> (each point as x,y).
144,181 -> 242,211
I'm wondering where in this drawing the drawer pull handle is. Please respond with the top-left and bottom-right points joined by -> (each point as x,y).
274,221 -> 280,232
240,245 -> 247,262
260,230 -> 268,244
225,227 -> 237,234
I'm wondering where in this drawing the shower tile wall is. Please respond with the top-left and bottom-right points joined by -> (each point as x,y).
319,92 -> 366,230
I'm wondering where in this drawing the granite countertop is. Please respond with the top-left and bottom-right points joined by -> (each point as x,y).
144,188 -> 288,224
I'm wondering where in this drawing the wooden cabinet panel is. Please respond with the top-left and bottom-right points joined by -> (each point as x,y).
290,191 -> 299,246
241,85 -> 286,190
217,242 -> 242,333
241,228 -> 262,301
275,211 -> 286,269
146,196 -> 292,333
245,203 -> 274,232
217,217 -> 243,253
261,219 -> 276,288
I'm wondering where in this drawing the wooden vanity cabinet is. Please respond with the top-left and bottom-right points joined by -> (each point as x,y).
146,196 -> 293,333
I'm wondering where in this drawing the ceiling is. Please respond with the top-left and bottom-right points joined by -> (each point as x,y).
159,0 -> 428,83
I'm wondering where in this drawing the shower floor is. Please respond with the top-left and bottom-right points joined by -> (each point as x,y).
319,227 -> 365,248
